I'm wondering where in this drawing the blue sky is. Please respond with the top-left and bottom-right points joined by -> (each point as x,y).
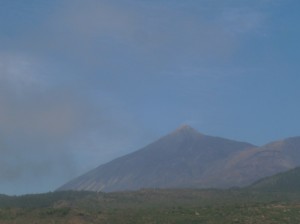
0,0 -> 300,195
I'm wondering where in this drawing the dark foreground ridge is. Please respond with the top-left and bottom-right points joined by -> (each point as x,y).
250,166 -> 300,192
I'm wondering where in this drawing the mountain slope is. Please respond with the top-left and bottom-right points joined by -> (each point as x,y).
57,125 -> 255,192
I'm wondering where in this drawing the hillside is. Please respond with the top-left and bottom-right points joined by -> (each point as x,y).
250,167 -> 300,192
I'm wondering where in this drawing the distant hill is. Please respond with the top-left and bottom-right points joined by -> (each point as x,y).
250,167 -> 300,192
57,126 -> 300,192
211,136 -> 300,188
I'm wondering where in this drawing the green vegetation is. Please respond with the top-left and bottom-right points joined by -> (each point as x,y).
1,189 -> 300,223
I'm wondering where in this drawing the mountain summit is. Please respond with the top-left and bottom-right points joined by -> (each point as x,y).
57,126 -> 255,192
172,124 -> 200,133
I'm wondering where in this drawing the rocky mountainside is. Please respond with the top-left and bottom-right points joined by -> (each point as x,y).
57,126 -> 300,192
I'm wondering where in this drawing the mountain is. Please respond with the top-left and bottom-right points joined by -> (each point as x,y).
57,126 -> 300,192
250,166 -> 300,192
57,125 -> 255,192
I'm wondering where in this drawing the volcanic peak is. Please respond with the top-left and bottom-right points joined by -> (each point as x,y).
172,125 -> 203,136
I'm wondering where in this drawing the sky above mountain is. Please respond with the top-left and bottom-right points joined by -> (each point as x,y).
0,0 -> 300,195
